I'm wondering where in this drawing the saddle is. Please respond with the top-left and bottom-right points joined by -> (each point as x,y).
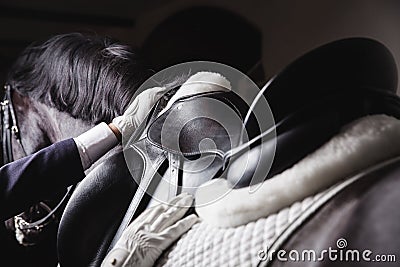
58,37 -> 400,267
58,79 -> 254,267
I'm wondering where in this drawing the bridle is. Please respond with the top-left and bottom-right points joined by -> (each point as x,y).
1,84 -> 74,246
1,84 -> 27,164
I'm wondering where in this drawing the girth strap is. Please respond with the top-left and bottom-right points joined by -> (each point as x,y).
168,153 -> 181,197
108,138 -> 169,251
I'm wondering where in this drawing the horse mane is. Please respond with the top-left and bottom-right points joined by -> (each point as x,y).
6,33 -> 149,123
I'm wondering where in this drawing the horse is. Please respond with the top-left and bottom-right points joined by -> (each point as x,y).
2,32 -> 148,267
4,34 -> 400,267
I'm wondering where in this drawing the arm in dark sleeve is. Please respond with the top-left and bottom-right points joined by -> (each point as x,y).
0,138 -> 85,220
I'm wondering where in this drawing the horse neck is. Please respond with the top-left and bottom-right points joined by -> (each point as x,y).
35,101 -> 95,142
13,92 -> 120,172
37,102 -> 122,171
13,92 -> 93,157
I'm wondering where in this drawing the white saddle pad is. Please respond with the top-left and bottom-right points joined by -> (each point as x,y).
156,191 -> 325,267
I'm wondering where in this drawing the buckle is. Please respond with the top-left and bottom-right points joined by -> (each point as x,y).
0,99 -> 9,106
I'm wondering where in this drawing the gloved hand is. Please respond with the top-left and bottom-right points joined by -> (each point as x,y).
101,193 -> 199,267
112,86 -> 167,139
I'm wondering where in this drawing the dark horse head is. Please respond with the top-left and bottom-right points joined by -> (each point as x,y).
3,32 -> 149,267
5,32 -> 148,160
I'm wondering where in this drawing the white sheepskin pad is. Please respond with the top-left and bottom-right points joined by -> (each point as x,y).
196,115 -> 400,227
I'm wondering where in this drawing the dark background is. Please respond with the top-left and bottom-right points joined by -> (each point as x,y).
0,0 -> 399,92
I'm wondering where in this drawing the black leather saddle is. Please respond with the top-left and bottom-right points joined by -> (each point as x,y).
57,37 -> 400,267
58,87 -> 253,266
109,87 -> 257,250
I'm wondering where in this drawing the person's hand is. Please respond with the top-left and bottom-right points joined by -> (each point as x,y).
101,193 -> 199,267
111,86 -> 168,140
111,72 -> 231,141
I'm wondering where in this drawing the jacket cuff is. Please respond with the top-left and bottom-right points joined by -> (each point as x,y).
73,123 -> 118,170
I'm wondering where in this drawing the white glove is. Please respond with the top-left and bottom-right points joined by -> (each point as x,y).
113,72 -> 231,138
112,86 -> 168,139
101,193 -> 199,267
